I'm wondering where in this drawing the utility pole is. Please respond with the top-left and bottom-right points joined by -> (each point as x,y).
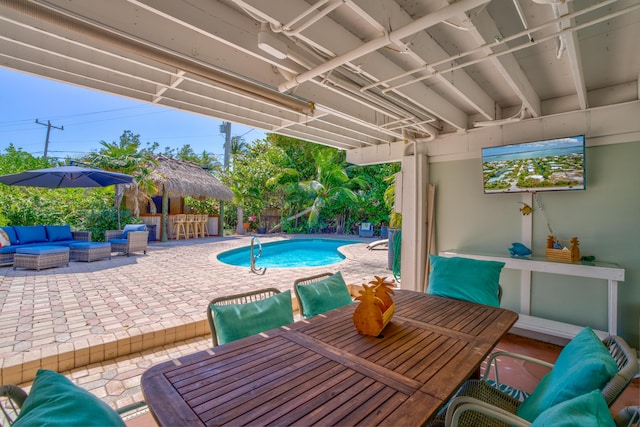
220,121 -> 231,170
219,121 -> 232,236
35,119 -> 64,159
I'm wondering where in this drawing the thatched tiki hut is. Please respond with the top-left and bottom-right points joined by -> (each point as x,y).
124,155 -> 233,241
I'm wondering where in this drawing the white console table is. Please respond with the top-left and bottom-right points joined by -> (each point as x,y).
439,250 -> 625,340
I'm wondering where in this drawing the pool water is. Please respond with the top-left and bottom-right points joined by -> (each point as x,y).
217,238 -> 360,268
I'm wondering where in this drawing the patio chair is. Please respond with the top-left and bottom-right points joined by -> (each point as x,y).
1,371 -> 145,427
447,392 -> 640,427
358,222 -> 374,237
436,329 -> 638,426
293,272 -> 353,318
614,406 -> 640,427
105,225 -> 148,256
207,288 -> 293,346
1,385 -> 27,426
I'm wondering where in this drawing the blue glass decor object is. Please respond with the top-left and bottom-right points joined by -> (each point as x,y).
509,242 -> 532,257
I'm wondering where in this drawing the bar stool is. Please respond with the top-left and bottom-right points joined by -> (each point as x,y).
199,214 -> 209,237
185,214 -> 197,238
173,214 -> 188,240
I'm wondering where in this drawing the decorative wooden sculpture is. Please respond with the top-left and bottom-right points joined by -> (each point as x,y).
546,235 -> 580,262
353,276 -> 395,336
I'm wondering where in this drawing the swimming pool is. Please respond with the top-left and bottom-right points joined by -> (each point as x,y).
217,238 -> 360,268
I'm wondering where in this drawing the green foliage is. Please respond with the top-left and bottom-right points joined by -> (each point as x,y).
0,132 -> 401,238
83,208 -> 139,241
184,197 -> 219,215
0,144 -> 53,174
0,145 -> 116,229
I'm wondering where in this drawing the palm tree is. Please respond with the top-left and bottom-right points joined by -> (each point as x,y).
269,147 -> 366,231
84,131 -> 156,228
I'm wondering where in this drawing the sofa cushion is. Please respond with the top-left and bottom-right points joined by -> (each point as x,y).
0,228 -> 11,247
427,255 -> 504,307
0,245 -> 16,254
45,225 -> 73,242
211,291 -> 294,345
107,239 -> 128,246
121,224 -> 146,238
1,226 -> 18,245
516,326 -> 618,422
295,271 -> 353,317
14,225 -> 48,245
530,390 -> 615,427
13,369 -> 125,427
15,246 -> 69,255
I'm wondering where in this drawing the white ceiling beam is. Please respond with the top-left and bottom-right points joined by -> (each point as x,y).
555,2 -> 588,110
235,0 -> 471,130
350,0 -> 497,120
466,7 -> 542,117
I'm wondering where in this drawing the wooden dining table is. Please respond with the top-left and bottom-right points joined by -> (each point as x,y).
141,290 -> 518,426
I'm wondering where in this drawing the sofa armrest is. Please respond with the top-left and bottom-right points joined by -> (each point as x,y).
72,231 -> 92,242
105,230 -> 122,241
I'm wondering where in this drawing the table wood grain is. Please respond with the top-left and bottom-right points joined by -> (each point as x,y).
142,290 -> 518,426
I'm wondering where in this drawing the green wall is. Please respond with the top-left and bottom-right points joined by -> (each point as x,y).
430,141 -> 640,348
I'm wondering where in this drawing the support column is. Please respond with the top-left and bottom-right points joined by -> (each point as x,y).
399,151 -> 429,292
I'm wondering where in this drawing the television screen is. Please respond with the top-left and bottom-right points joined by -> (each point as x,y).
482,135 -> 585,194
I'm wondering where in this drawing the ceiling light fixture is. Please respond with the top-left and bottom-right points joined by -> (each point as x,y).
258,23 -> 288,59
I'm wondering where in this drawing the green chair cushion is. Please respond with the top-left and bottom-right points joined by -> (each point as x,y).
13,369 -> 125,427
427,255 -> 504,307
530,390 -> 615,427
295,271 -> 353,317
517,326 -> 618,422
212,290 -> 294,345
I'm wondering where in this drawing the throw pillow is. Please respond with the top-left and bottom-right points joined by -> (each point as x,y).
121,224 -> 146,238
530,390 -> 615,427
14,225 -> 48,244
295,271 -> 353,317
0,229 -> 11,247
516,326 -> 618,422
2,226 -> 18,245
45,225 -> 73,242
13,369 -> 125,427
427,255 -> 504,307
211,291 -> 294,345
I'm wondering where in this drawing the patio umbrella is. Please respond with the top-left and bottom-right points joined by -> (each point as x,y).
0,165 -> 133,188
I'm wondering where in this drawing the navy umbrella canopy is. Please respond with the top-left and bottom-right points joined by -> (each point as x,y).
0,166 -> 133,188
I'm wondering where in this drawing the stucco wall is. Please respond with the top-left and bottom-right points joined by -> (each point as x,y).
430,141 -> 640,348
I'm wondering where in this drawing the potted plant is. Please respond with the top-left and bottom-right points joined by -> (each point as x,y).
255,214 -> 267,234
384,174 -> 401,271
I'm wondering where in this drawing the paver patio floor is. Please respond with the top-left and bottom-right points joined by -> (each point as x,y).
0,234 -> 389,411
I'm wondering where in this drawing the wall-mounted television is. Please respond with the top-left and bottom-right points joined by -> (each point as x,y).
481,135 -> 585,194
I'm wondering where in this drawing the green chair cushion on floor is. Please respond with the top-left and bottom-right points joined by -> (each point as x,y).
517,326 -> 618,422
211,290 -> 294,345
427,255 -> 504,307
295,271 -> 353,317
13,369 -> 125,427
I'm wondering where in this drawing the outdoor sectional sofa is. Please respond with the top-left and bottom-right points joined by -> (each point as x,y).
0,225 -> 91,265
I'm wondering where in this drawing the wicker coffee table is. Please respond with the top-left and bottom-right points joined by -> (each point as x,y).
69,242 -> 112,262
14,246 -> 70,271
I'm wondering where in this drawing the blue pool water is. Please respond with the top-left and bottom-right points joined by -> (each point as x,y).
217,238 -> 360,268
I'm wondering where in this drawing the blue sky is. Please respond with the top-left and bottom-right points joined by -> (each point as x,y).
0,67 -> 266,163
